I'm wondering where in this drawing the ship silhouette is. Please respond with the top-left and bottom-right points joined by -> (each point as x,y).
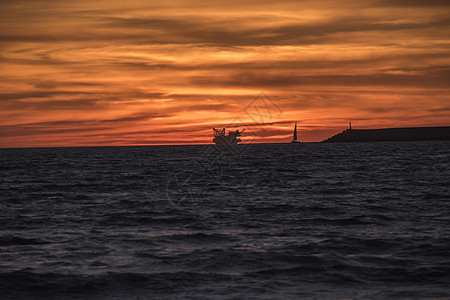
213,128 -> 243,145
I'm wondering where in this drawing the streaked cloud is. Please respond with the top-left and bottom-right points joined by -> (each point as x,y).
0,0 -> 449,147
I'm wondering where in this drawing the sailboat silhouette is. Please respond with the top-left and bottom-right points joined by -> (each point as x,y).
291,122 -> 301,143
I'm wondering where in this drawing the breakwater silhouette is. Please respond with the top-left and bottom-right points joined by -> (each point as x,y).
322,126 -> 450,143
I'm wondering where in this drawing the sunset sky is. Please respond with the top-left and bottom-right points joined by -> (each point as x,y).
1,0 -> 449,147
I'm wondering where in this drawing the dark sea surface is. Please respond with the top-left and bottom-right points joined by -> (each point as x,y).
0,141 -> 449,299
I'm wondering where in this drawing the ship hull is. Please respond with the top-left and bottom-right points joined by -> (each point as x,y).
213,136 -> 240,145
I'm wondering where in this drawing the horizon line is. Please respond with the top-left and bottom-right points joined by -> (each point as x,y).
0,141 -> 319,150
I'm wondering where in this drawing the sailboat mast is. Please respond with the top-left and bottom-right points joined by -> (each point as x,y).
293,122 -> 298,141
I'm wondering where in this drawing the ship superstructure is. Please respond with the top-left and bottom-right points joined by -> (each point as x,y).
213,128 -> 242,145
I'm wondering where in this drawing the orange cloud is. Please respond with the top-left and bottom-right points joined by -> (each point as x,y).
1,0 -> 449,147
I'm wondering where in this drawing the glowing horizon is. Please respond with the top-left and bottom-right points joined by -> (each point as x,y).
1,0 -> 449,148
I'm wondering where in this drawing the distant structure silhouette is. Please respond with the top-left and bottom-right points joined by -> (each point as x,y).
213,128 -> 242,145
291,122 -> 301,143
322,126 -> 450,143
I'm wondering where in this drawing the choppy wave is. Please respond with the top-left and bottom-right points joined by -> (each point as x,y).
0,142 -> 449,298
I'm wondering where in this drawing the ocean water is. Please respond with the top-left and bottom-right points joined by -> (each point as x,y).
0,141 -> 449,299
